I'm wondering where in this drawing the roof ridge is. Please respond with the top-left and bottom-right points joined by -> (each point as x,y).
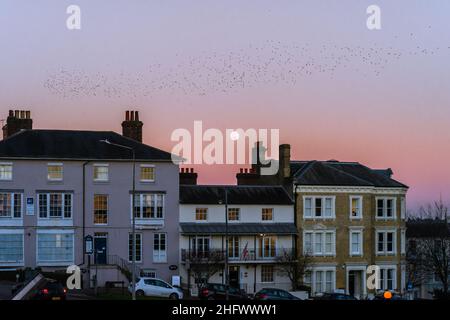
321,162 -> 375,186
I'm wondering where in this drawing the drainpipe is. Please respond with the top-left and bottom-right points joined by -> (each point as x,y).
79,161 -> 90,267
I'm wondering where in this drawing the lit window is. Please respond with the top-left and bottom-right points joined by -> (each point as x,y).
93,164 -> 109,181
350,196 -> 362,218
258,236 -> 276,258
133,193 -> 164,219
140,165 -> 155,182
262,208 -> 273,221
261,265 -> 274,283
94,195 -> 108,224
228,208 -> 240,221
228,236 -> 240,259
0,193 -> 22,218
38,193 -> 72,219
47,163 -> 63,181
195,208 -> 207,221
0,163 -> 13,180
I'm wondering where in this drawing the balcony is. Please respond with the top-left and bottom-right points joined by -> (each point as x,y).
181,248 -> 295,263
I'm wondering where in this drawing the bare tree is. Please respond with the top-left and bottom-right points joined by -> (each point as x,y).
185,250 -> 224,291
409,200 -> 450,298
276,249 -> 312,291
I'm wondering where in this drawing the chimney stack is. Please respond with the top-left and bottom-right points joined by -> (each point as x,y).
2,109 -> 33,140
122,110 -> 143,143
180,168 -> 198,185
279,144 -> 291,179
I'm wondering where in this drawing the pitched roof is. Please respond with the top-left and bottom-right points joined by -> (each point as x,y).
0,130 -> 175,161
180,223 -> 297,235
179,185 -> 293,205
406,219 -> 450,238
290,160 -> 408,188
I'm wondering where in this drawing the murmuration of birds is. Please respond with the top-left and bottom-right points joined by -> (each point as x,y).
43,40 -> 449,99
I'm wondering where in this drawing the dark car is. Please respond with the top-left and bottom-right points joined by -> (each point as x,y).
254,288 -> 300,300
313,293 -> 357,300
199,283 -> 248,300
30,279 -> 67,301
373,292 -> 405,300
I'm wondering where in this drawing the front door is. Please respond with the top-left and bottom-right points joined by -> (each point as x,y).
229,266 -> 240,289
348,270 -> 363,299
94,236 -> 107,264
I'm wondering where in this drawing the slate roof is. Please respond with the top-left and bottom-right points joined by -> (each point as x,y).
406,219 -> 450,238
179,185 -> 293,205
290,160 -> 408,188
0,130 -> 175,161
180,223 -> 297,235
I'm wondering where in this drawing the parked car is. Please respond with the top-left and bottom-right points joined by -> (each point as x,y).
129,277 -> 183,299
199,283 -> 248,300
313,293 -> 357,300
30,279 -> 67,301
254,288 -> 301,300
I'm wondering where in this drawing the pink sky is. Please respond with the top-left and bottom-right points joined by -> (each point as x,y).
1,1 -> 450,211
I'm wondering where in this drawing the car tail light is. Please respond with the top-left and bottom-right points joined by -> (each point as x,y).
201,288 -> 209,296
42,288 -> 49,295
259,293 -> 267,299
63,288 -> 67,294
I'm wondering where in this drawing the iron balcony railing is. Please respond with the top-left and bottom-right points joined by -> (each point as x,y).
181,248 -> 295,263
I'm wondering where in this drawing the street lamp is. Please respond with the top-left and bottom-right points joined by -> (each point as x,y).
100,139 -> 137,300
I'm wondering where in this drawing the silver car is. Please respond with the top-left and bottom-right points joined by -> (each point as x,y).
129,277 -> 183,299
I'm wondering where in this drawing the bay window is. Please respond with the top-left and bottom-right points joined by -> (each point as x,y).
133,193 -> 164,219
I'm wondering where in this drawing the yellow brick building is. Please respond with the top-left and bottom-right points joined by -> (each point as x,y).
292,160 -> 408,298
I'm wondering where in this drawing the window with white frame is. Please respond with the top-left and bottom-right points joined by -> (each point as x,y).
401,230 -> 406,255
133,193 -> 164,219
93,164 -> 109,182
37,232 -> 74,264
376,230 -> 396,255
0,163 -> 12,181
261,265 -> 274,283
0,233 -> 23,264
349,230 -> 363,256
153,233 -> 167,263
0,193 -> 22,218
38,193 -> 72,219
303,196 -> 335,219
47,163 -> 63,181
376,198 -> 396,219
140,165 -> 155,182
94,194 -> 108,225
195,208 -> 207,221
400,197 -> 406,220
304,230 -> 335,256
262,208 -> 273,221
190,236 -> 210,255
313,269 -> 335,294
258,235 -> 276,258
128,233 -> 142,262
228,236 -> 240,259
350,196 -> 362,219
228,208 -> 240,221
379,267 -> 396,290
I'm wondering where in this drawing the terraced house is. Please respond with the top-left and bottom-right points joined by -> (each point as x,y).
0,110 -> 180,287
237,143 -> 408,298
178,170 -> 296,295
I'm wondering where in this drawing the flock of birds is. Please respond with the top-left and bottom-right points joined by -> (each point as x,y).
43,39 -> 448,99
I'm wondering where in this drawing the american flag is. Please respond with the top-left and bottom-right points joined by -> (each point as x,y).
241,242 -> 249,260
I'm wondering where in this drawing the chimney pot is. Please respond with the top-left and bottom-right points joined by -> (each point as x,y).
14,110 -> 19,117
125,111 -> 130,121
135,111 -> 139,121
8,110 -> 13,117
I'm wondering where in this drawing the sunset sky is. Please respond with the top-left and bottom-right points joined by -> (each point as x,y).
1,1 -> 450,211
